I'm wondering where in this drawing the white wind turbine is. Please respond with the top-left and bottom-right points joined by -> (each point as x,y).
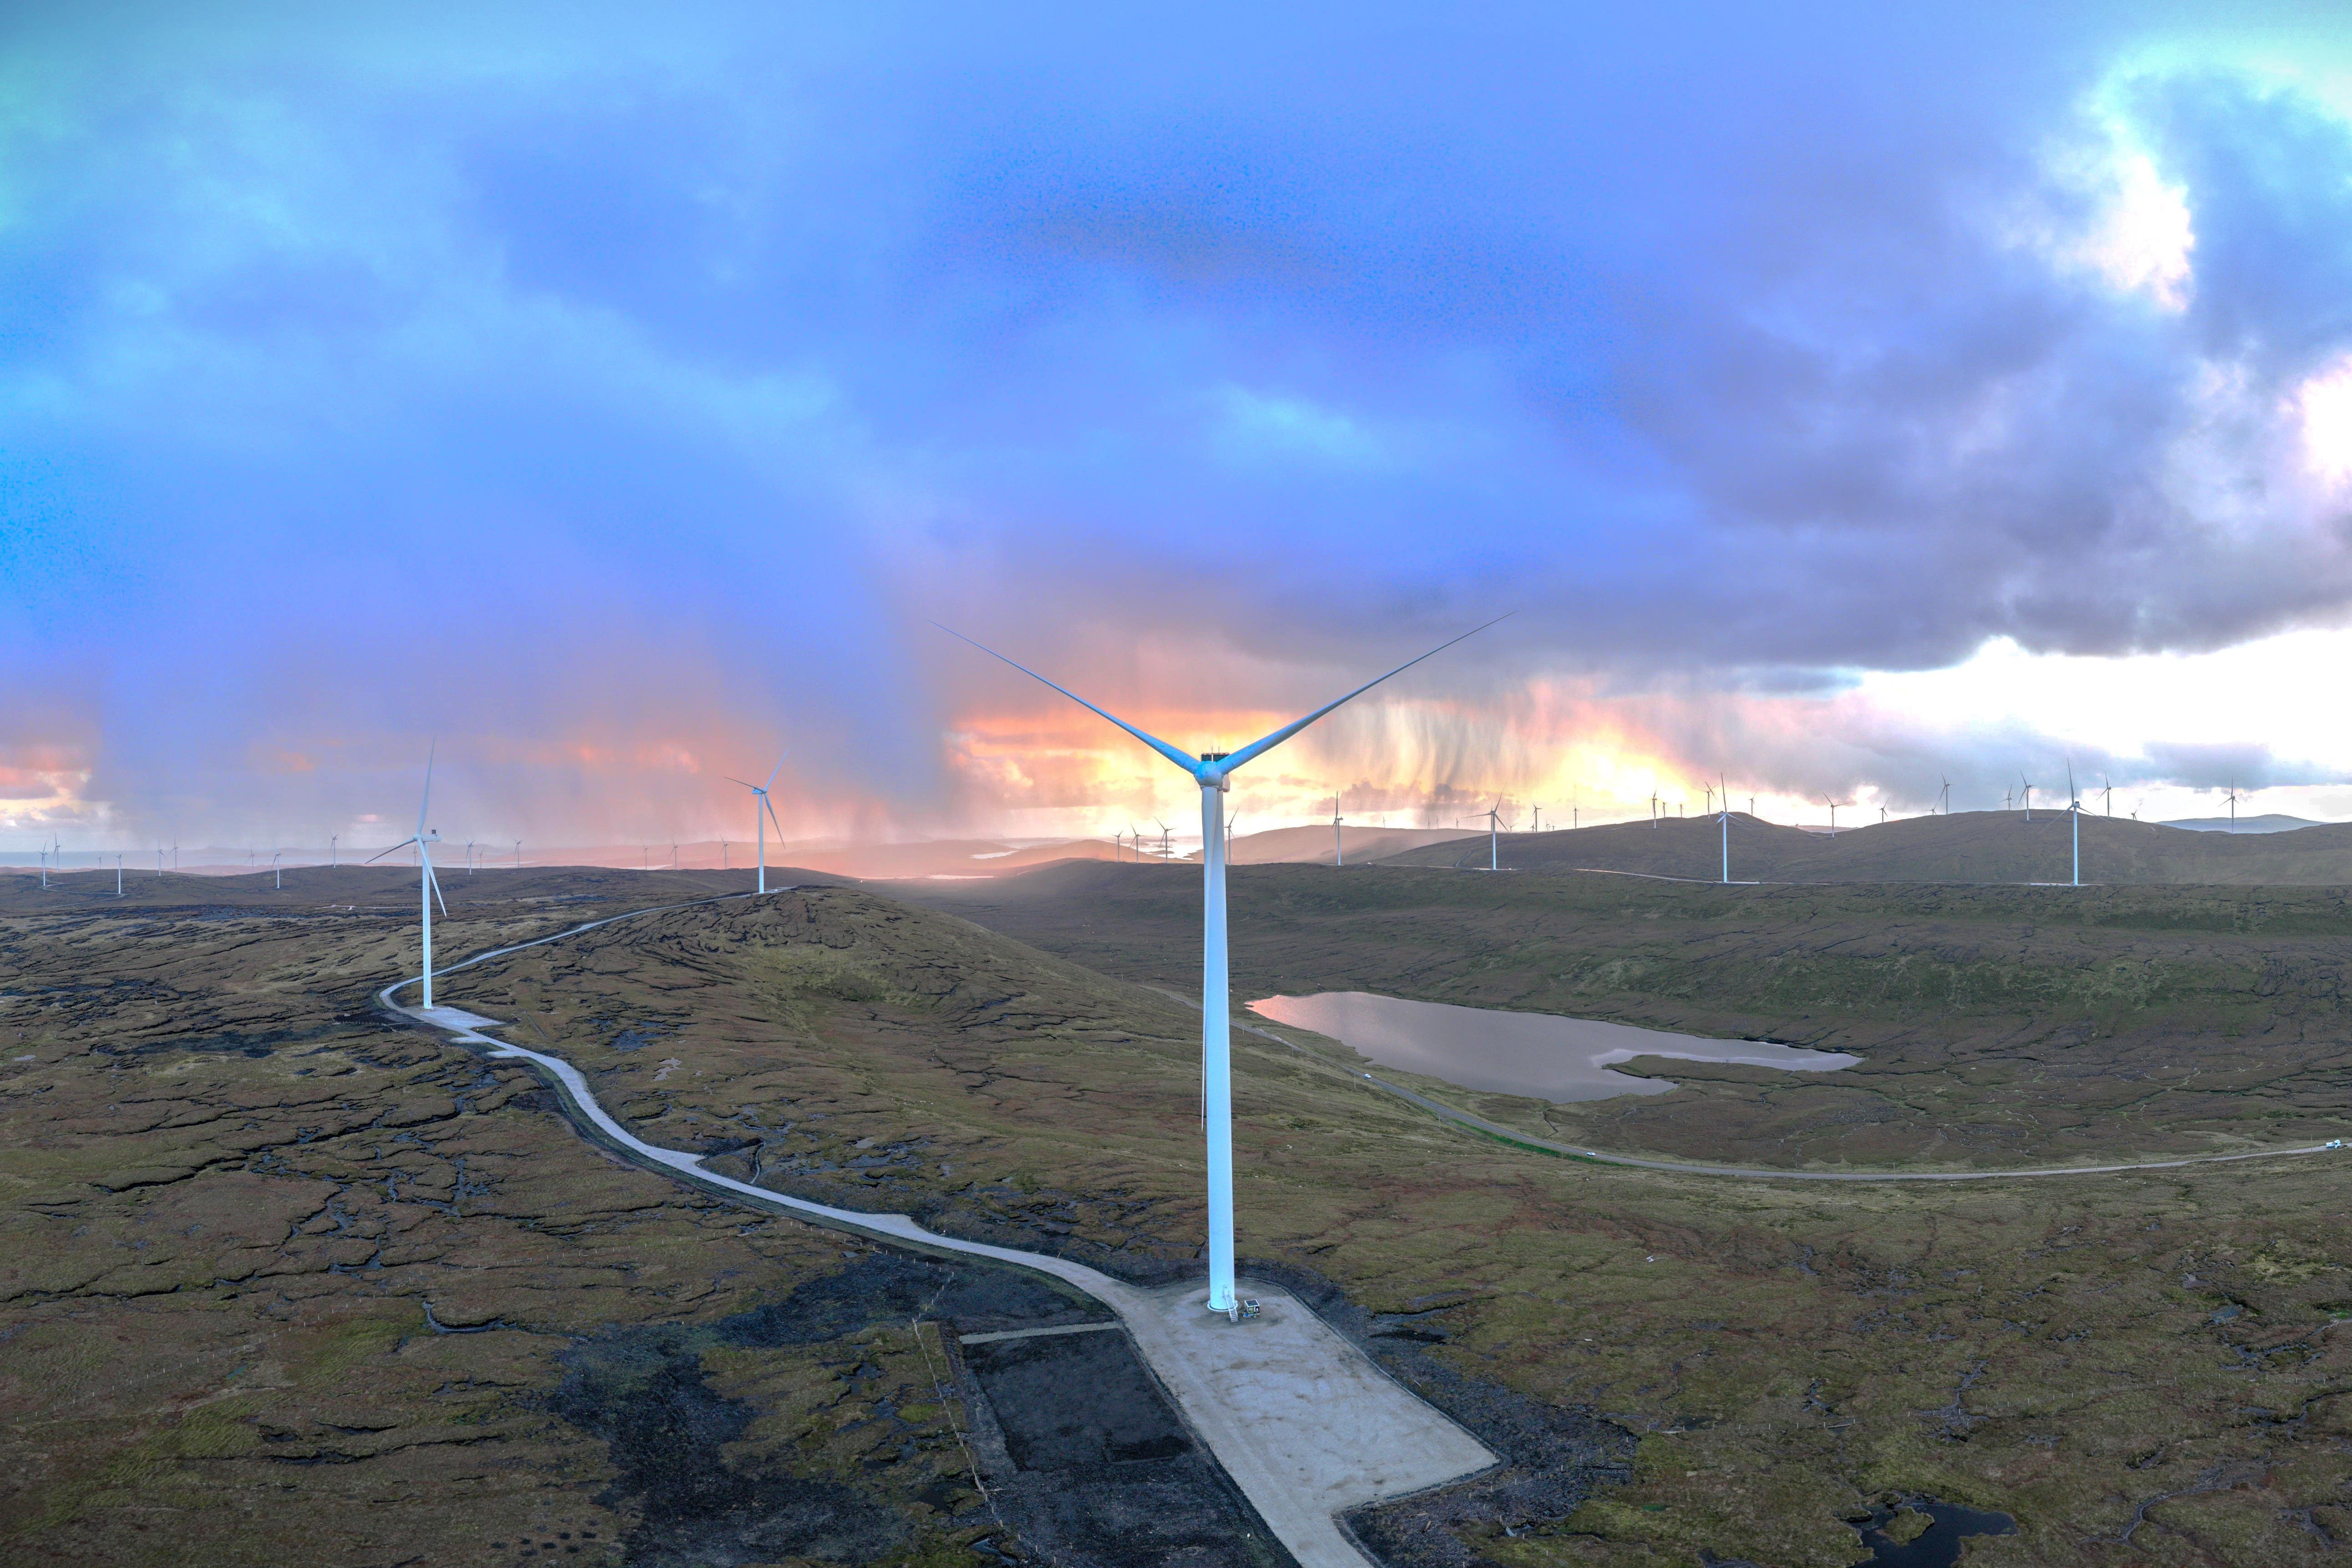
368,750 -> 449,1009
724,754 -> 789,894
942,616 -> 1499,1319
1937,776 -> 1952,815
2224,779 -> 2241,832
2020,774 -> 2034,822
2067,760 -> 2082,886
1331,796 -> 1346,867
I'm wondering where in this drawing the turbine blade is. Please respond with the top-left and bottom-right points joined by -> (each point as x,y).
365,837 -> 421,865
722,777 -> 757,790
1216,614 -> 1510,775
424,854 -> 449,918
417,742 -> 436,836
936,623 -> 1196,773
764,794 -> 784,840
766,751 -> 789,790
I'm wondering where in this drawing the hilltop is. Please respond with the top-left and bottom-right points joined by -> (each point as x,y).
1371,806 -> 2352,884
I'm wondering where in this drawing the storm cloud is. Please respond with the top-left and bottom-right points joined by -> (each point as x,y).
5,3 -> 2351,840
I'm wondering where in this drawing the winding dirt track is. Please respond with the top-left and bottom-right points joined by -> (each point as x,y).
367,894 -> 2347,1561
373,894 -> 1497,1568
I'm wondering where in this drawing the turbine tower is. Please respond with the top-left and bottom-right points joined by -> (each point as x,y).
2067,760 -> 2082,887
1938,776 -> 1952,815
726,753 -> 789,895
1331,796 -> 1345,866
2224,780 -> 2240,832
367,749 -> 448,1009
941,616 -> 1498,1319
2020,774 -> 2034,822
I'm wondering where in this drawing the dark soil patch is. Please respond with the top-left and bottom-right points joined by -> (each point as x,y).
954,1328 -> 1295,1568
963,1331 -> 1191,1467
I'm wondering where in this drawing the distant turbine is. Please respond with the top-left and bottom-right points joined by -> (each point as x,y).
1649,788 -> 1660,829
672,842 -> 679,871
367,749 -> 449,1009
1480,797 -> 1505,871
940,615 -> 1498,1319
156,847 -> 163,879
1331,796 -> 1345,867
1937,776 -> 1952,815
2224,779 -> 2240,832
1824,797 -> 1847,837
726,753 -> 790,894
465,838 -> 475,876
1157,819 -> 1173,860
514,840 -> 521,871
2102,774 -> 2113,817
1531,804 -> 1542,833
272,848 -> 282,891
2020,775 -> 2034,822
116,852 -> 124,897
2067,760 -> 2082,886
330,833 -> 338,869
38,843 -> 46,890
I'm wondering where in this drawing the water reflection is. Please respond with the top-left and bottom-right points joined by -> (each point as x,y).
1249,991 -> 1861,1103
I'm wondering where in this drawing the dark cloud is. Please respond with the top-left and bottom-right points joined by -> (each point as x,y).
5,3 -> 2352,835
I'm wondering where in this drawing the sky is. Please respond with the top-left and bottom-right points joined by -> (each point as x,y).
8,2 -> 2352,854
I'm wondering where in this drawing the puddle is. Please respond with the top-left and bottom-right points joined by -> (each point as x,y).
1849,1498 -> 2017,1565
1249,991 -> 1860,1102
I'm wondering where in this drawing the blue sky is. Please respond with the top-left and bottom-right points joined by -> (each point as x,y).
8,3 -> 2352,848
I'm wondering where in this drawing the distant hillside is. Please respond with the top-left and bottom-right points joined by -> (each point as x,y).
1212,824 -> 1480,865
2158,814 -> 2322,835
1370,808 -> 2352,885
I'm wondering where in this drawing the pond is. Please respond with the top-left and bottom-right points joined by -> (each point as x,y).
1247,991 -> 1862,1103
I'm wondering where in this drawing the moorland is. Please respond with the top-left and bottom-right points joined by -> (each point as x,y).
5,859 -> 2352,1567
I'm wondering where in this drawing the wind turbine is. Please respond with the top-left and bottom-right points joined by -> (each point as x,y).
941,615 -> 1498,1319
156,847 -> 163,879
330,834 -> 338,869
272,848 -> 282,891
37,842 -> 46,890
1649,788 -> 1660,829
2020,774 -> 2034,822
367,750 -> 448,1009
2224,779 -> 2240,832
1157,820 -> 1173,860
2067,760 -> 2082,886
1937,777 -> 1952,815
116,853 -> 124,897
2102,774 -> 2113,818
726,754 -> 789,894
1479,798 -> 1505,871
1824,796 -> 1841,837
1331,797 -> 1346,866
465,839 -> 475,876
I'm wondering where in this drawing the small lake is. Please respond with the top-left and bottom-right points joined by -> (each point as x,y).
1248,991 -> 1862,1103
